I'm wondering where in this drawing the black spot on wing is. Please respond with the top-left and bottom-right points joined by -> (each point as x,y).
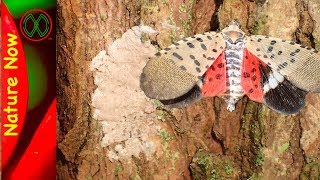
173,52 -> 183,60
278,62 -> 288,69
243,72 -> 250,78
270,54 -> 275,59
201,43 -> 207,50
270,40 -> 276,45
217,63 -> 224,68
215,74 -> 222,79
264,78 -> 306,114
267,46 -> 273,52
196,38 -> 203,42
180,65 -> 187,71
194,60 -> 200,66
251,75 -> 257,81
187,42 -> 195,48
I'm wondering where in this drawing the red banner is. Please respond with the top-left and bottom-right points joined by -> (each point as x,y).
1,3 -> 28,171
10,99 -> 56,179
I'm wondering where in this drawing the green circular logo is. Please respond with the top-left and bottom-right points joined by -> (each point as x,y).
20,9 -> 52,42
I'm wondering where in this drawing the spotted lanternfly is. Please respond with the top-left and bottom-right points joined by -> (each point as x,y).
140,20 -> 320,114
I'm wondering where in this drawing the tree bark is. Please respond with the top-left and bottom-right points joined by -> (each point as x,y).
57,0 -> 320,179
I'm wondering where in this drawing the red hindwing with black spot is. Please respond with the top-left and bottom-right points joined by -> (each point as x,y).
241,49 -> 266,103
202,52 -> 227,97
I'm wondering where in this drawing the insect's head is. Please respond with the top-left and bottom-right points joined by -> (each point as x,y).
221,19 -> 246,47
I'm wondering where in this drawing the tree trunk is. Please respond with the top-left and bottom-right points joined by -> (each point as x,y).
57,0 -> 320,179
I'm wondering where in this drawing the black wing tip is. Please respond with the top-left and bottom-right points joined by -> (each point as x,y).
140,71 -> 201,102
139,71 -> 165,100
139,72 -> 152,97
160,85 -> 202,109
264,79 -> 307,115
266,99 -> 305,115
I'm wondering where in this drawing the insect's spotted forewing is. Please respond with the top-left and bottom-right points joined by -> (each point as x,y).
241,49 -> 264,103
243,35 -> 320,114
202,52 -> 227,97
140,32 -> 226,102
242,48 -> 307,114
246,35 -> 320,92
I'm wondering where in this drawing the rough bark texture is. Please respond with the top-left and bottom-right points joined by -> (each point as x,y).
57,0 -> 320,179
